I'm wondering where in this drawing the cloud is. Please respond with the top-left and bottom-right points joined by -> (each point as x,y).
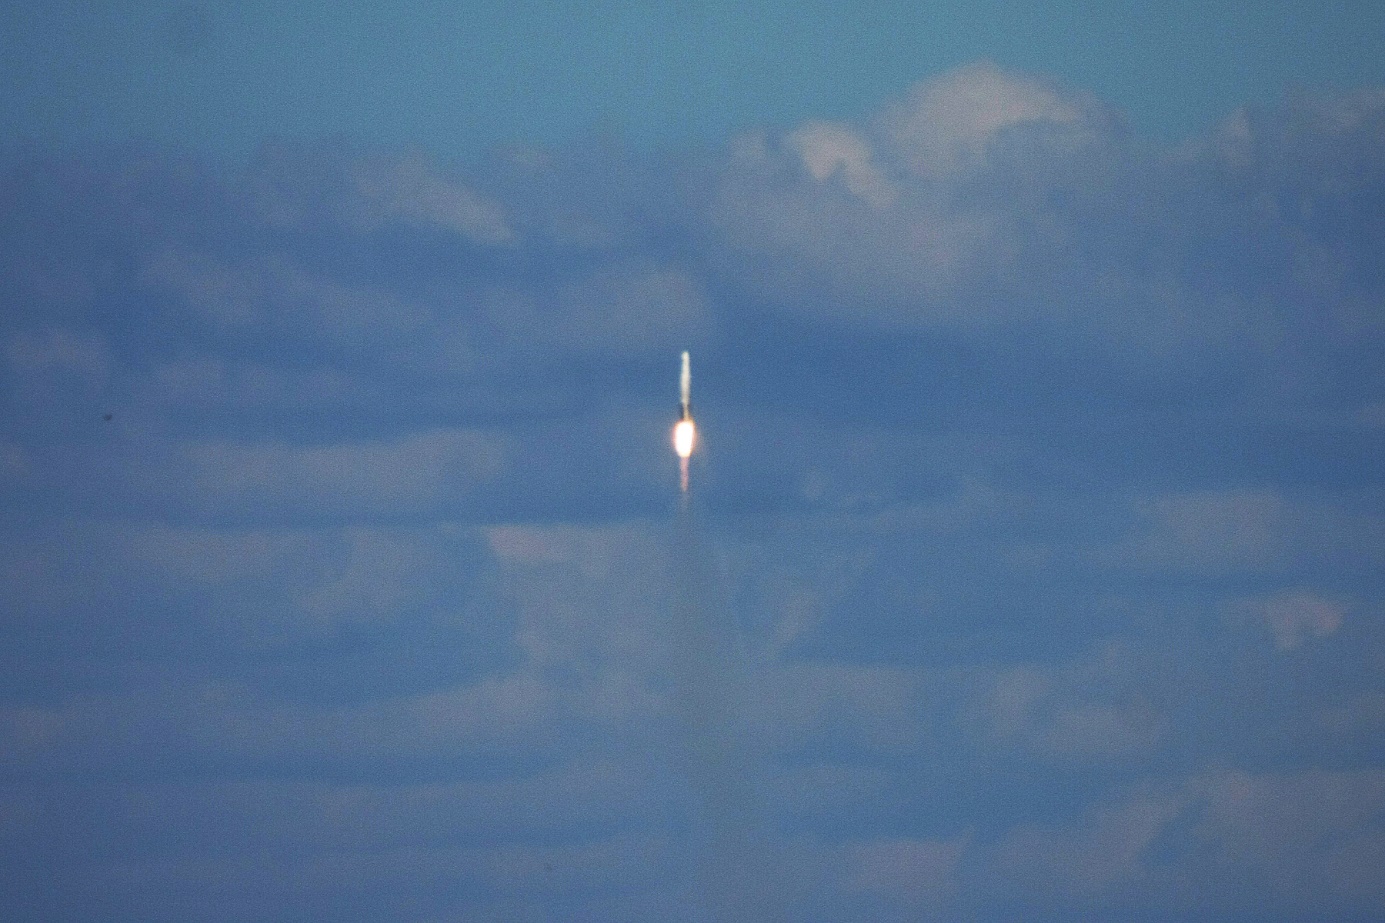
1,774 -> 676,917
842,835 -> 966,905
352,154 -> 513,244
879,61 -> 1117,178
767,763 -> 896,821
142,355 -> 368,414
125,523 -> 318,584
996,787 -> 1186,900
709,60 -> 1385,397
1187,769 -> 1385,908
983,768 -> 1385,913
1126,489 -> 1285,569
963,643 -> 1166,761
710,62 -> 1129,330
1230,589 -> 1347,650
142,251 -> 432,341
3,328 -> 113,423
755,662 -> 926,753
784,121 -> 897,207
4,328 -> 111,382
483,521 -> 675,672
294,528 -> 443,625
3,63 -> 1385,923
473,262 -> 713,355
126,521 -> 490,632
181,429 -> 506,516
714,135 -> 995,328
245,147 -> 513,246
1106,488 -> 1385,577
17,671 -> 560,771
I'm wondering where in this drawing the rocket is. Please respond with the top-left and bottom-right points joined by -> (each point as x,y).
679,350 -> 692,424
673,351 -> 696,490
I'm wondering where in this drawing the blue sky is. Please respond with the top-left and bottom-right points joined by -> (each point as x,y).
6,1 -> 1385,155
3,3 -> 1385,922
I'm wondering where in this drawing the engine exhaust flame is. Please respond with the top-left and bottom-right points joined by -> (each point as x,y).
674,419 -> 696,459
674,415 -> 695,493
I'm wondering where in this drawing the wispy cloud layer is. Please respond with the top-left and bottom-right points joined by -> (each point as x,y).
2,64 -> 1384,921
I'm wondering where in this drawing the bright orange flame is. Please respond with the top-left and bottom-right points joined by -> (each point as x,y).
673,419 -> 696,459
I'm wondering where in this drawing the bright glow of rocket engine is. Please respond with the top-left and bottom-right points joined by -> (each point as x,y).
674,419 -> 696,459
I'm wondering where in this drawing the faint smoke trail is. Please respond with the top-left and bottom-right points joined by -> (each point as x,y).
667,500 -> 787,923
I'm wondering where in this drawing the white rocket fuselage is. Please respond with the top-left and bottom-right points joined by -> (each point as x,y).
673,351 -> 696,469
679,350 -> 692,421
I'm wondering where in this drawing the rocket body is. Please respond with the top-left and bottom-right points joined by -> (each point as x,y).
674,351 -> 696,458
679,350 -> 692,421
673,351 -> 696,491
